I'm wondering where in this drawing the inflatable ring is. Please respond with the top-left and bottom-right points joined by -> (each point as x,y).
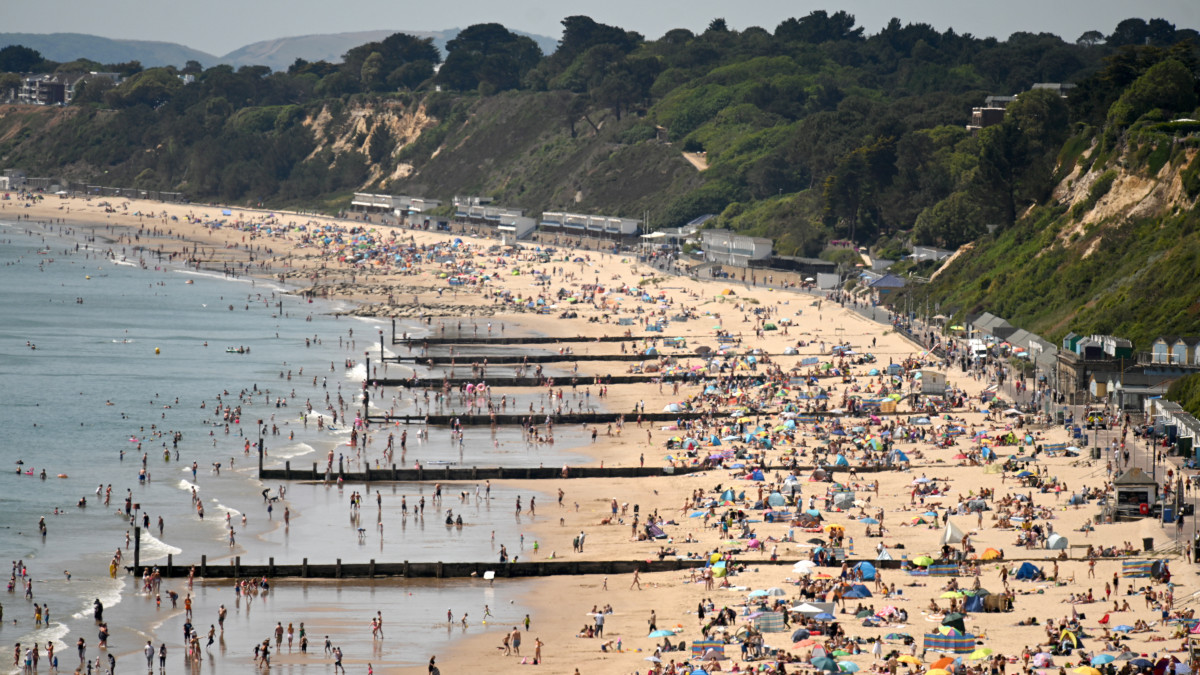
1139,502 -> 1150,515
57,474 -> 68,478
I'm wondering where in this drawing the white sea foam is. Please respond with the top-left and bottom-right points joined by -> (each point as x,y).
270,442 -> 316,460
345,362 -> 367,381
174,268 -> 290,293
177,479 -> 199,492
211,501 -> 241,517
71,577 -> 125,619
138,531 -> 182,561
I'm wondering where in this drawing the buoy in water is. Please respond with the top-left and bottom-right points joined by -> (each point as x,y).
155,347 -> 160,354
85,275 -> 91,280
57,474 -> 67,478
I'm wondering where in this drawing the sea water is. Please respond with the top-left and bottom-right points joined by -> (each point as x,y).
0,221 -> 585,669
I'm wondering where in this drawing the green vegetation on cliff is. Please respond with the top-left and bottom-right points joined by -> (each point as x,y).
0,15 -> 1196,263
909,48 -> 1200,347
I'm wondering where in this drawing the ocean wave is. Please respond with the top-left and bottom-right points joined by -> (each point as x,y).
111,259 -> 138,267
211,501 -> 241,517
270,442 -> 315,460
345,362 -> 367,381
71,577 -> 125,620
177,479 -> 199,492
174,268 -> 289,293
138,531 -> 182,561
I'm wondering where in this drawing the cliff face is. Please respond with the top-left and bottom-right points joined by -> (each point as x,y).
302,100 -> 434,185
923,128 -> 1200,346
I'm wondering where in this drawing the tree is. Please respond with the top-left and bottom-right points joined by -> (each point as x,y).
1106,58 -> 1198,128
975,88 -> 1069,226
0,45 -> 45,72
1076,30 -> 1105,47
914,191 -> 984,248
182,60 -> 204,75
436,23 -> 541,92
360,51 -> 384,90
775,11 -> 863,44
0,72 -> 21,100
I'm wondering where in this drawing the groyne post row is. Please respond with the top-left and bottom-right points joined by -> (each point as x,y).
257,461 -> 904,482
130,553 -> 1129,581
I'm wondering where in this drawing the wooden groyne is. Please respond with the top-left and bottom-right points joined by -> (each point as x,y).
366,374 -> 671,388
136,555 -> 713,580
360,410 -> 708,425
129,551 -> 1085,581
258,460 -> 903,483
385,352 -> 696,365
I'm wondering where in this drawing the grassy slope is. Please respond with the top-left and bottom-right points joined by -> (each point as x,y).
921,133 -> 1200,348
392,91 -> 704,219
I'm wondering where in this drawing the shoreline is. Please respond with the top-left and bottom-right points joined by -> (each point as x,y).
9,193 -> 1197,675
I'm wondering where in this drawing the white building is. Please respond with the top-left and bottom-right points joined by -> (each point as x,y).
699,229 -> 772,266
540,211 -> 641,241
351,193 -> 441,216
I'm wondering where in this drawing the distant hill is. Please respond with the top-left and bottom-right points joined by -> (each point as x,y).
219,28 -> 558,71
0,30 -> 558,73
0,33 -> 215,68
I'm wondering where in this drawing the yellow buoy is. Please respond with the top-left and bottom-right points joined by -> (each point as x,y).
155,347 -> 160,354
85,275 -> 91,280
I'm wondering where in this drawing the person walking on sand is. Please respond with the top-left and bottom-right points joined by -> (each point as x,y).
630,569 -> 642,590
511,627 -> 522,656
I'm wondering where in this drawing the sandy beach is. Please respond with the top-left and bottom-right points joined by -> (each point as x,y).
8,192 -> 1197,675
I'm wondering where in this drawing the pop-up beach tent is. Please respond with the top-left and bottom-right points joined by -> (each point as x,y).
1014,562 -> 1042,580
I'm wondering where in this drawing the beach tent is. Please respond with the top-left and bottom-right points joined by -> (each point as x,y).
941,521 -> 965,545
845,584 -> 873,599
720,489 -> 736,502
766,492 -> 787,507
834,454 -> 850,467
853,562 -> 877,580
963,595 -> 986,613
876,548 -> 894,561
748,470 -> 765,481
1047,534 -> 1069,550
941,613 -> 967,633
1014,562 -> 1042,580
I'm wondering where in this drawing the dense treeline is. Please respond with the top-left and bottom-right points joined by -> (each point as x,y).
0,15 -> 1197,251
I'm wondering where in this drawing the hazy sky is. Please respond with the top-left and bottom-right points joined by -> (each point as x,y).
6,0 -> 1199,56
